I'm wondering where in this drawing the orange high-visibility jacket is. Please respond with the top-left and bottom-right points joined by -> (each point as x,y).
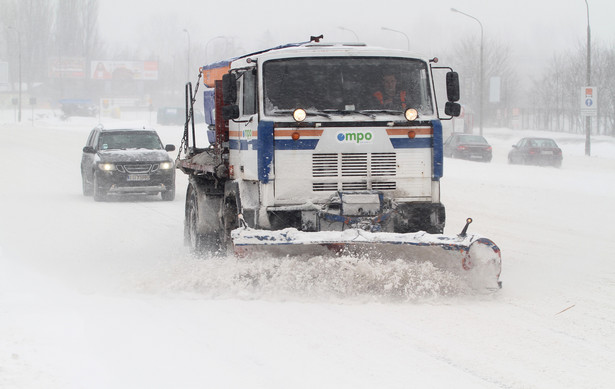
373,90 -> 407,109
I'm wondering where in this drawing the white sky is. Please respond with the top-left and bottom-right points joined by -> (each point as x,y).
98,0 -> 615,55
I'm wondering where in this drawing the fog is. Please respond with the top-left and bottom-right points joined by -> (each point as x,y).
99,0 -> 615,75
2,1 -> 615,387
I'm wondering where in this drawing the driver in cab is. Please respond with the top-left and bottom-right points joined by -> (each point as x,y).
373,73 -> 407,110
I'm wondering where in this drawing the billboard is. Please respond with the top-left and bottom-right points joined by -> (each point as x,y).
48,57 -> 86,79
91,61 -> 158,80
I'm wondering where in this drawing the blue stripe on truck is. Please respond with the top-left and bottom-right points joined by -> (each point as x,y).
257,121 -> 274,183
432,120 -> 443,179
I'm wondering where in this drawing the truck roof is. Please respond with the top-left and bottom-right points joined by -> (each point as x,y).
201,40 -> 427,88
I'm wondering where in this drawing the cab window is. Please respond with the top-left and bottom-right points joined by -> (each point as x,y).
242,68 -> 257,116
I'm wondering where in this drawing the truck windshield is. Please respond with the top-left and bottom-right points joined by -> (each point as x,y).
263,57 -> 433,116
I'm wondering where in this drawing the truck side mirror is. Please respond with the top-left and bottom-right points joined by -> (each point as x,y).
222,105 -> 239,120
222,73 -> 237,104
82,146 -> 96,153
446,71 -> 460,102
445,102 -> 461,117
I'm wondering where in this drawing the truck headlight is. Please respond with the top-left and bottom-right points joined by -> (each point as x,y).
293,108 -> 307,122
404,108 -> 418,121
98,163 -> 116,171
159,161 -> 174,170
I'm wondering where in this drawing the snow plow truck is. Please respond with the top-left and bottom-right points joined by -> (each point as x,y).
176,36 -> 502,289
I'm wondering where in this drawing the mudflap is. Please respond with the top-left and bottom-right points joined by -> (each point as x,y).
231,228 -> 502,290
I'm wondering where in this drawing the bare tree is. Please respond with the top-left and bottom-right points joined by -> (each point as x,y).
1,0 -> 53,93
531,41 -> 614,136
448,36 -> 520,130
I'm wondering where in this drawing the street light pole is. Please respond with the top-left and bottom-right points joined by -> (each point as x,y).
584,0 -> 591,156
8,26 -> 22,122
183,29 -> 191,83
451,8 -> 484,136
338,26 -> 359,42
380,27 -> 410,51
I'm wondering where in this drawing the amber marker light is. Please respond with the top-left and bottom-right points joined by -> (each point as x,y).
293,108 -> 307,122
404,108 -> 418,121
292,132 -> 300,140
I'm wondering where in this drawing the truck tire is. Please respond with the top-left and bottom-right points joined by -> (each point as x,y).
221,196 -> 239,251
185,187 -> 222,254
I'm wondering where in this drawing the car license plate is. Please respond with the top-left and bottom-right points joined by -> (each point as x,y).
541,151 -> 553,155
127,174 -> 150,181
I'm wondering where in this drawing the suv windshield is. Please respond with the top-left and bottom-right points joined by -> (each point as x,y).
263,57 -> 433,116
98,131 -> 163,150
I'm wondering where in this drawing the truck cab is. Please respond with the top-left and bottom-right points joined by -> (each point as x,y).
180,41 -> 461,252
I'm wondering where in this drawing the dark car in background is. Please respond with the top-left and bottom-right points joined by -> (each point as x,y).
508,137 -> 562,167
81,125 -> 176,201
60,99 -> 98,118
157,107 -> 205,125
443,133 -> 492,162
157,107 -> 185,125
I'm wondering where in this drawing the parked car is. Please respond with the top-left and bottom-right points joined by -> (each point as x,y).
60,99 -> 98,118
508,137 -> 562,167
80,125 -> 176,201
443,133 -> 492,162
157,107 -> 185,125
157,106 -> 204,125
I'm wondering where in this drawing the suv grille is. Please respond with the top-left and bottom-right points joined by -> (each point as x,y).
312,153 -> 397,192
121,164 -> 154,173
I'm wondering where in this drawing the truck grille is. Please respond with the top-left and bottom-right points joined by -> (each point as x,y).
312,153 -> 397,192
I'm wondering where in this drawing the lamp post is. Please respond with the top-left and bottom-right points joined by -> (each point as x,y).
8,26 -> 22,122
584,0 -> 591,156
451,8 -> 484,136
183,29 -> 191,83
338,26 -> 359,42
380,27 -> 409,51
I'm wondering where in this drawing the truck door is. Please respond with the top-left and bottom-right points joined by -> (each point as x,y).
229,68 -> 259,181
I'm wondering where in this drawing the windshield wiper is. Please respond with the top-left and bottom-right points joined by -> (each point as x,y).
269,109 -> 330,118
356,109 -> 403,115
322,109 -> 376,118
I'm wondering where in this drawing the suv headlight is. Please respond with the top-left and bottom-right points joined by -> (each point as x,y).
159,161 -> 174,170
98,163 -> 116,171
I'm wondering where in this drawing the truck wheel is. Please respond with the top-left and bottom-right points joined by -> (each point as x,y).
93,173 -> 106,202
185,189 -> 221,254
222,196 -> 239,250
186,190 -> 206,252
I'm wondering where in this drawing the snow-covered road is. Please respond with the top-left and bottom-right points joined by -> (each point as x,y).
1,112 -> 614,388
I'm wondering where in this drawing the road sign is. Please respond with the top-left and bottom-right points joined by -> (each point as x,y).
580,86 -> 597,117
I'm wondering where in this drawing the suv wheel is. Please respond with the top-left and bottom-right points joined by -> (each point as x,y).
82,172 -> 93,196
161,187 -> 175,201
93,173 -> 107,202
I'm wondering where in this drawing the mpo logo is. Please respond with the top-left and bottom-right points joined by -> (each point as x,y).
336,131 -> 373,144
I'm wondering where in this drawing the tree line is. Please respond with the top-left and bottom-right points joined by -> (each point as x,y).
1,0 -> 613,136
449,37 -> 614,136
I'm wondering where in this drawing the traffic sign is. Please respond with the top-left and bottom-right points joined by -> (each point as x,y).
580,86 -> 598,117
